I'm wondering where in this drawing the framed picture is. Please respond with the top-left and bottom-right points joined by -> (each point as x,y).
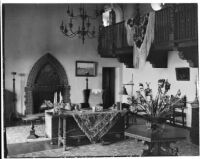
175,67 -> 190,81
76,61 -> 97,76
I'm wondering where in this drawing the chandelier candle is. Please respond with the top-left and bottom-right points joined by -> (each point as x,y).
60,4 -> 101,44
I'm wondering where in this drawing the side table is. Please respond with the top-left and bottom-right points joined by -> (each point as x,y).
22,113 -> 44,139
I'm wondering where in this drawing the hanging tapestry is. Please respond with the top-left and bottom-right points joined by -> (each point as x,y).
125,12 -> 155,68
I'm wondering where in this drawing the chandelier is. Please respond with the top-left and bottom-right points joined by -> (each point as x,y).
60,4 -> 101,44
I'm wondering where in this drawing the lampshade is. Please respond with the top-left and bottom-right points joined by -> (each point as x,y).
151,3 -> 164,11
125,80 -> 134,85
121,86 -> 128,95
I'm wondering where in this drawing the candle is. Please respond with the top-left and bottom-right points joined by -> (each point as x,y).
53,92 -> 55,104
54,92 -> 57,104
59,92 -> 63,103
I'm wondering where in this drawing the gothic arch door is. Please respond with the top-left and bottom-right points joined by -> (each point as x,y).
25,53 -> 70,114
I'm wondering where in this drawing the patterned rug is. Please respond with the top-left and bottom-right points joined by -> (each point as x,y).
6,124 -> 46,144
8,138 -> 144,157
8,138 -> 200,157
6,123 -> 199,157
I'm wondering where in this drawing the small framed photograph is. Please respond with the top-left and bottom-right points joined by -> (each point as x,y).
76,61 -> 97,76
175,67 -> 190,81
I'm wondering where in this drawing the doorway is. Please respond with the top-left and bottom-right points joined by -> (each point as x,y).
102,67 -> 115,109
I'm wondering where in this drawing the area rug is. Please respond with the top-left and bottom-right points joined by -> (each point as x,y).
6,124 -> 46,144
8,138 -> 144,157
8,138 -> 199,157
6,121 -> 199,157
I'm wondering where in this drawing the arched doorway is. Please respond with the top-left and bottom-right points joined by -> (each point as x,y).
102,4 -> 123,26
25,53 -> 70,114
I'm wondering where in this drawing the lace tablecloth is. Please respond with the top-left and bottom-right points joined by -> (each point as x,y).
60,110 -> 127,143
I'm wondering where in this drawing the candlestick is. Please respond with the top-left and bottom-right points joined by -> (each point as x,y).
11,72 -> 17,118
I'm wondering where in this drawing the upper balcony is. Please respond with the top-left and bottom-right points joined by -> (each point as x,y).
98,4 -> 198,68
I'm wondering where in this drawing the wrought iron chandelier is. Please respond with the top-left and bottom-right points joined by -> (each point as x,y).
60,4 -> 101,44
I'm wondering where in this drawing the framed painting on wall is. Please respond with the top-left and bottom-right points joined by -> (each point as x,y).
76,61 -> 97,77
175,67 -> 190,81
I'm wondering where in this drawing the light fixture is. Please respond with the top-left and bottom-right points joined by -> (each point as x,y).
151,3 -> 165,11
124,74 -> 134,96
121,86 -> 128,95
60,4 -> 101,44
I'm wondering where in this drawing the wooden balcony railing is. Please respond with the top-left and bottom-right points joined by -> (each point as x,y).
98,21 -> 132,58
154,6 -> 173,44
98,4 -> 198,67
174,4 -> 198,42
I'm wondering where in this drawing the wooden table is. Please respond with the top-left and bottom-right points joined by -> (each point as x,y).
57,110 -> 127,151
125,124 -> 187,156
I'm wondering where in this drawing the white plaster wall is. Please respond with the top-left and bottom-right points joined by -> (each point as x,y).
122,50 -> 199,127
4,4 -> 122,116
122,4 -> 136,21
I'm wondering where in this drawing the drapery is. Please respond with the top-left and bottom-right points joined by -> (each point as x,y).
125,12 -> 155,68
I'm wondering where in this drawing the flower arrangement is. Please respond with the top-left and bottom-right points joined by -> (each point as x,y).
129,79 -> 186,124
40,100 -> 66,114
127,96 -> 138,113
53,102 -> 65,114
40,100 -> 54,111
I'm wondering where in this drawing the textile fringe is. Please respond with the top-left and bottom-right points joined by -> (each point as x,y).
72,112 -> 121,143
125,12 -> 155,68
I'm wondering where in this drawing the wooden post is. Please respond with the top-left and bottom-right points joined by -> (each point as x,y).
63,118 -> 67,151
58,117 -> 62,147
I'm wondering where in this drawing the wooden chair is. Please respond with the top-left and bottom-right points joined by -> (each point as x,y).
121,103 -> 137,127
171,96 -> 187,127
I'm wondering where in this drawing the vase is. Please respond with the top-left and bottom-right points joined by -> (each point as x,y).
145,117 -> 166,132
83,89 -> 91,104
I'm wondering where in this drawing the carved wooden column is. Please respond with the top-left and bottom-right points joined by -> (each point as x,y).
62,85 -> 71,103
25,86 -> 34,114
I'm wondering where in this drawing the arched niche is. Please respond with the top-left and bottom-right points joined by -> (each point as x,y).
103,4 -> 123,25
25,53 -> 70,114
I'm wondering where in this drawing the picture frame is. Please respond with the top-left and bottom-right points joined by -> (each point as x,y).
76,61 -> 97,76
175,67 -> 190,81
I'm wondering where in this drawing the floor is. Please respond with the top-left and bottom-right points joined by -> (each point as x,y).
5,117 -> 199,157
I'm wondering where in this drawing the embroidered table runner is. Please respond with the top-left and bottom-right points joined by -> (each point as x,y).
71,110 -> 126,143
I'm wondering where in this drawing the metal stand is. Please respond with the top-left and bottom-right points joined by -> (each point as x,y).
82,74 -> 90,107
10,72 -> 17,121
19,73 -> 26,115
124,74 -> 137,123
